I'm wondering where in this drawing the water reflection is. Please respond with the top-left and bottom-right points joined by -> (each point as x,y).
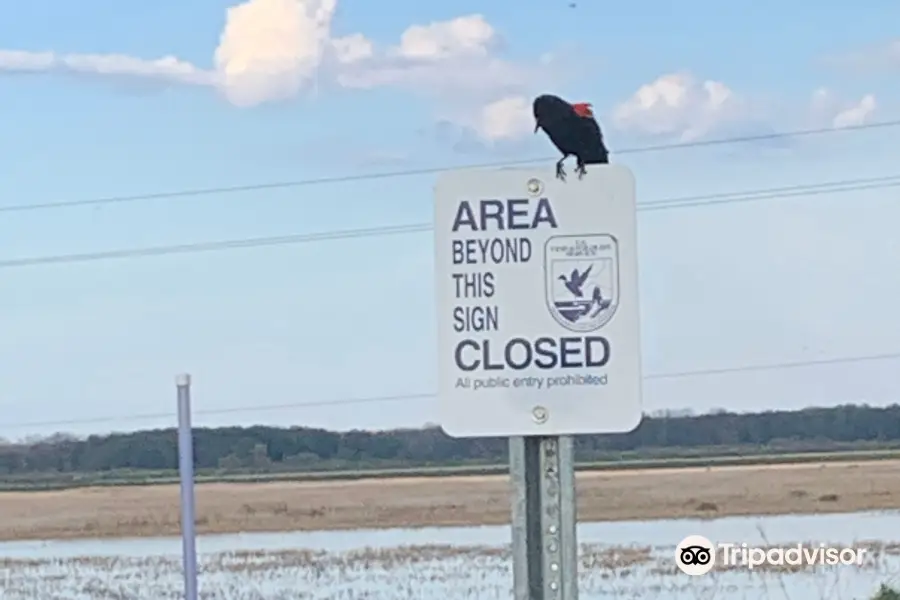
0,511 -> 897,599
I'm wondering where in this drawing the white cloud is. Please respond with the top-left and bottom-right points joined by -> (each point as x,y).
809,87 -> 877,129
332,14 -> 556,136
0,49 -> 210,84
213,0 -> 338,106
833,95 -> 876,128
0,50 -> 55,71
0,0 -> 553,143
469,95 -> 532,142
611,72 -> 750,141
611,72 -> 878,143
64,54 -> 210,84
330,34 -> 373,64
392,15 -> 495,60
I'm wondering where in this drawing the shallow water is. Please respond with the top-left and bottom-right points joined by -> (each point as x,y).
1,511 -> 898,599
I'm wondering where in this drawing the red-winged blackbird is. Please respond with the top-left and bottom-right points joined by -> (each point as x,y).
533,94 -> 609,181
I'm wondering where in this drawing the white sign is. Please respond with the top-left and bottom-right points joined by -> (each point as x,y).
433,165 -> 642,437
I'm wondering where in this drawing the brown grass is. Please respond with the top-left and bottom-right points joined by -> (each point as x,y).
0,459 -> 897,541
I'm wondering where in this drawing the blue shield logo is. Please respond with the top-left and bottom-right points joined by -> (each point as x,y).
544,234 -> 620,332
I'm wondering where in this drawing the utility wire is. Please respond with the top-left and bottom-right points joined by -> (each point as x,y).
640,174 -> 900,211
1,126 -> 894,430
0,224 -> 432,270
1,119 -> 898,216
2,173 -> 898,270
3,350 -> 899,430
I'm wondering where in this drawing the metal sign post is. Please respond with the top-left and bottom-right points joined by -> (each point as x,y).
176,373 -> 199,600
433,165 -> 643,599
510,435 -> 578,599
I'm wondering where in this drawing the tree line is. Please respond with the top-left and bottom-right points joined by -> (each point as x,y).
1,403 -> 898,476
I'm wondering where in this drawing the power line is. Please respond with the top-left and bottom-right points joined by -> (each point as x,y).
3,350 -> 899,430
0,224 -> 432,270
639,174 -> 900,211
646,350 -> 900,379
2,119 -> 898,216
2,173 -> 897,270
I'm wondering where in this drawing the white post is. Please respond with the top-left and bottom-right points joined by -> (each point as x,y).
176,373 -> 198,600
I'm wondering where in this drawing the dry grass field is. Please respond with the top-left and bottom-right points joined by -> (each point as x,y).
0,459 -> 897,541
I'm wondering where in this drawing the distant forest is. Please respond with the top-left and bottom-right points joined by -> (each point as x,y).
1,403 -> 899,476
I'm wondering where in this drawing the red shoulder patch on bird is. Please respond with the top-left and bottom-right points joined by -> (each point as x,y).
572,103 -> 594,118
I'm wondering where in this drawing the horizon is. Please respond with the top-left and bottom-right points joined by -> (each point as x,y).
1,400 -> 895,444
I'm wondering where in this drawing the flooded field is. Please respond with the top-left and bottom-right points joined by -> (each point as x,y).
1,511 -> 898,599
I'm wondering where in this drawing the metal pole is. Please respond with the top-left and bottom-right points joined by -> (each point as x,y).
176,373 -> 199,600
510,435 -> 578,599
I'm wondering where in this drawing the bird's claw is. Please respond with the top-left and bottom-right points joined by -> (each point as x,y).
555,162 -> 567,181
575,161 -> 587,179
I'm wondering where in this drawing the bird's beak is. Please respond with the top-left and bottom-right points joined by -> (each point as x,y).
533,122 -> 539,133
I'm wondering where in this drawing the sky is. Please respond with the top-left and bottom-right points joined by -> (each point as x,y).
1,0 -> 899,440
